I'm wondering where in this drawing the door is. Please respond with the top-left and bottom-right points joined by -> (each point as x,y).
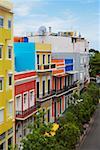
37,82 -> 39,98
48,79 -> 50,94
54,101 -> 57,121
47,109 -> 50,122
55,78 -> 56,91
43,81 -> 45,96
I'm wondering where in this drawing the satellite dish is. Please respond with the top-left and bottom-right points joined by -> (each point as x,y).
38,26 -> 47,36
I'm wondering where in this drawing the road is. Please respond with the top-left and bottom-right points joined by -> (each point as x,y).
80,104 -> 100,150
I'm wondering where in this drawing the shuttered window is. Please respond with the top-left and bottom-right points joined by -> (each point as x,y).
0,109 -> 4,123
8,101 -> 13,117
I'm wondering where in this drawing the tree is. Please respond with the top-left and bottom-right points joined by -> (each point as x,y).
89,52 -> 100,77
22,111 -> 60,150
56,123 -> 80,150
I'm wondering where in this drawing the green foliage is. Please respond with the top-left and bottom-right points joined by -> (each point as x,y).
21,82 -> 99,150
89,51 -> 100,77
56,123 -> 80,150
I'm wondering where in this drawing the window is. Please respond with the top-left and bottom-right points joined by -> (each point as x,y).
0,142 -> 6,150
24,93 -> 28,104
0,46 -> 3,59
0,78 -> 3,91
8,101 -> 13,117
30,90 -> 34,106
8,20 -> 11,29
37,54 -> 39,64
23,128 -> 26,136
48,55 -> 50,63
8,47 -> 12,59
8,137 -> 13,150
8,74 -> 12,86
0,109 -> 4,123
47,109 -> 50,122
43,55 -> 45,64
43,81 -> 45,96
30,91 -> 34,101
60,77 -> 62,89
16,96 -> 21,108
37,82 -> 39,98
60,98 -> 62,114
0,17 -> 4,27
48,79 -> 50,94
42,109 -> 45,123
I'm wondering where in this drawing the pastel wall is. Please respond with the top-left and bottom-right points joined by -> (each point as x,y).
14,43 -> 36,72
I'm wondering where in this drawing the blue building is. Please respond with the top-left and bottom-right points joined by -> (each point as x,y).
14,42 -> 36,72
65,59 -> 73,72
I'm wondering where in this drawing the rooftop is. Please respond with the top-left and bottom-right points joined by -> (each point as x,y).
0,0 -> 13,12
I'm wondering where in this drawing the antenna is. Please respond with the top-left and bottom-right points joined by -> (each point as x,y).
38,26 -> 47,43
38,26 -> 47,36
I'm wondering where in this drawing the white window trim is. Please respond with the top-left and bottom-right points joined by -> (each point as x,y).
7,46 -> 12,60
0,45 -> 3,60
23,92 -> 28,105
29,89 -> 35,106
16,94 -> 22,111
8,73 -> 13,88
0,107 -> 4,124
8,99 -> 13,119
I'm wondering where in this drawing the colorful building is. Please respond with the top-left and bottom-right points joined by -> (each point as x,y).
35,43 -> 56,123
0,1 -> 14,149
52,59 -> 66,121
51,59 -> 78,121
14,43 -> 36,72
14,71 -> 37,149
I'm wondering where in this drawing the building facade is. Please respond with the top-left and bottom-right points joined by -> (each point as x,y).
0,1 -> 14,149
35,43 -> 56,123
28,31 -> 90,91
14,71 -> 37,149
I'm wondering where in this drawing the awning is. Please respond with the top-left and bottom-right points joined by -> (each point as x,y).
66,70 -> 78,74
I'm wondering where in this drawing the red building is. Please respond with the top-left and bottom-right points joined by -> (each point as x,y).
14,71 -> 37,148
51,59 -> 67,121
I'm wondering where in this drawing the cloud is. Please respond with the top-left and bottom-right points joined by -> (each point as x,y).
14,9 -> 79,36
13,0 -> 48,17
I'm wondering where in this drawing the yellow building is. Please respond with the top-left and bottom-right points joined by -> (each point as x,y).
0,0 -> 14,149
35,43 -> 56,123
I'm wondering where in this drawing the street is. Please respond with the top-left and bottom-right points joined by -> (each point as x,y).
80,104 -> 100,150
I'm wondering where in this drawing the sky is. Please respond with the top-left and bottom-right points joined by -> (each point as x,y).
12,0 -> 100,50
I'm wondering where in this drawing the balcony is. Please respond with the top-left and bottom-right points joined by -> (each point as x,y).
16,105 -> 38,120
54,82 -> 78,97
0,28 -> 11,42
37,90 -> 56,102
37,64 -> 56,72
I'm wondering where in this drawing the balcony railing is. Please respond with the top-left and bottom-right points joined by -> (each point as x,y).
37,90 -> 56,102
16,105 -> 38,120
54,82 -> 78,96
37,64 -> 56,72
